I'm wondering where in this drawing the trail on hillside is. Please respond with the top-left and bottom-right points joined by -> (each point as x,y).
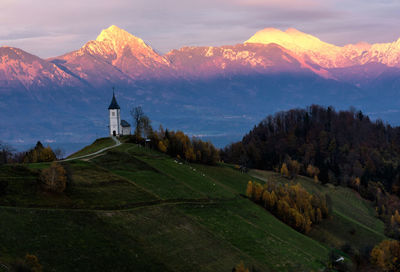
61,136 -> 121,162
0,197 -> 235,213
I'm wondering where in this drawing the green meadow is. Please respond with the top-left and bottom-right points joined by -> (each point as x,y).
0,141 -> 386,271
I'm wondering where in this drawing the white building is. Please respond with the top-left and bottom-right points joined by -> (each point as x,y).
121,120 -> 131,135
108,91 -> 131,136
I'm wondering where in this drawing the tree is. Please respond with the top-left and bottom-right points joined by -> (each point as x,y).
12,254 -> 42,272
0,141 -> 14,165
40,162 -> 67,193
307,164 -> 320,182
54,148 -> 65,160
233,261 -> 249,272
158,141 -> 167,153
370,240 -> 400,272
288,159 -> 300,179
131,106 -> 145,138
280,163 -> 289,178
23,142 -> 56,163
246,181 -> 253,198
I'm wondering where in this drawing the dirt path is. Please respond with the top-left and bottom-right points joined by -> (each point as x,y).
0,197 -> 232,213
61,136 -> 121,162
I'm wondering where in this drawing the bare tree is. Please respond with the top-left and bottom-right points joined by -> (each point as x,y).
0,141 -> 14,165
54,148 -> 65,160
130,106 -> 144,137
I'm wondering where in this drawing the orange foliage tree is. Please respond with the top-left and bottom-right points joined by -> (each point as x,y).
246,180 -> 329,233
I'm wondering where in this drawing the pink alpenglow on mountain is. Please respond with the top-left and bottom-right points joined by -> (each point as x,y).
245,27 -> 400,69
49,25 -> 172,86
2,25 -> 400,89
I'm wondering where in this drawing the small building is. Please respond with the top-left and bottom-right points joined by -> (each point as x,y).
121,120 -> 131,135
108,90 -> 131,136
108,91 -> 121,136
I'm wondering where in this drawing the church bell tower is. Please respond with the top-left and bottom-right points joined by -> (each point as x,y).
108,89 -> 121,136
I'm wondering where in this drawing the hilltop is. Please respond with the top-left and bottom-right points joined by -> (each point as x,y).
0,138 -> 386,271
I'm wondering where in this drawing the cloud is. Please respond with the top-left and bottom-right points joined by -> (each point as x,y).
0,0 -> 399,57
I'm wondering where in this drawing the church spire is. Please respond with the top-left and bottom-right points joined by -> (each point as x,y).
108,87 -> 120,109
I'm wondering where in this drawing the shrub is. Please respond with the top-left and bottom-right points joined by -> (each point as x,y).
39,162 -> 67,193
12,254 -> 42,272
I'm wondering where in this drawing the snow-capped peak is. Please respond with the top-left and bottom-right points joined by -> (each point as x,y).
95,25 -> 149,49
245,27 -> 338,52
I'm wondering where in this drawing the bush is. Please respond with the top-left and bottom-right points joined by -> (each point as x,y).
12,254 -> 42,272
39,162 -> 67,193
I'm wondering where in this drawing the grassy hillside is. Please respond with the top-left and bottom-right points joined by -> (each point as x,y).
249,170 -> 386,253
67,137 -> 115,159
0,140 -> 384,271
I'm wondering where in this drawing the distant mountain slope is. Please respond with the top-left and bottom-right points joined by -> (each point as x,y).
49,25 -> 173,86
245,27 -> 400,68
165,43 -> 331,79
0,46 -> 83,90
1,25 -> 400,146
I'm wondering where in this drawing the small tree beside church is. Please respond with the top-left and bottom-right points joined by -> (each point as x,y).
130,106 -> 152,141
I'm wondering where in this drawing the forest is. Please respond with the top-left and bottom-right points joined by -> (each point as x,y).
221,105 -> 400,239
222,105 -> 400,196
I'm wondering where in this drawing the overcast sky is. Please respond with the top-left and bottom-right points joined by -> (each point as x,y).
1,0 -> 400,58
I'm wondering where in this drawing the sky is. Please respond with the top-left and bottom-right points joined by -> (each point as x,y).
1,0 -> 400,58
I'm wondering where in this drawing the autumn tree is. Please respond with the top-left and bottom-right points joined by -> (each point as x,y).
23,141 -> 56,163
306,164 -> 320,183
221,105 -> 400,200
233,261 -> 249,272
370,240 -> 400,272
12,254 -> 42,272
158,141 -> 167,153
246,181 -> 253,198
39,162 -> 67,193
287,159 -> 300,179
246,180 -> 328,233
280,163 -> 289,178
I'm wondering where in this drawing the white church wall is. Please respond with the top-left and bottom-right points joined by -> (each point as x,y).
109,109 -> 121,136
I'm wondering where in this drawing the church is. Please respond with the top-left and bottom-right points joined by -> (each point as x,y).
108,91 -> 131,136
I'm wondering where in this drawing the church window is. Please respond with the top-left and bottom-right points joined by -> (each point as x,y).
112,112 -> 115,116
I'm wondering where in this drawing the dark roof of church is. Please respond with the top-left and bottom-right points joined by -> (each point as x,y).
108,91 -> 120,110
121,120 -> 130,127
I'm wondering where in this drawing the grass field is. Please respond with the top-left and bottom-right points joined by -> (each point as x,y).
249,169 -> 386,252
67,137 -> 115,159
0,141 -> 384,271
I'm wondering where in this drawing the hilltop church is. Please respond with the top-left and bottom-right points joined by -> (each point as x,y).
108,91 -> 131,136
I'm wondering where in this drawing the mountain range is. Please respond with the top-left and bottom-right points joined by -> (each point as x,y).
1,25 -> 400,150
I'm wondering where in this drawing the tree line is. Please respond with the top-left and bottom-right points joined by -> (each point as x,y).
246,180 -> 329,233
0,141 -> 63,165
127,106 -> 220,165
222,105 -> 400,199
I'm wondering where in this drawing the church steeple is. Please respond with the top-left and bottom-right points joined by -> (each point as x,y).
108,88 -> 121,136
108,88 -> 120,110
